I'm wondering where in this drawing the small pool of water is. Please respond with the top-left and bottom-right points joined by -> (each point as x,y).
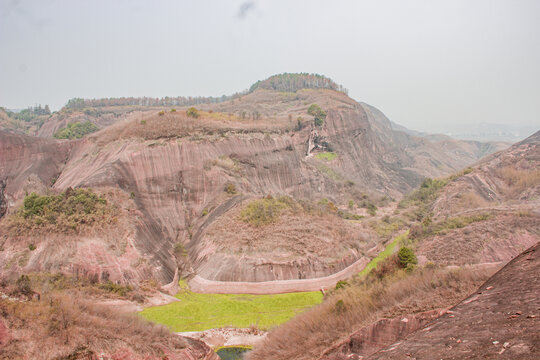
216,346 -> 251,360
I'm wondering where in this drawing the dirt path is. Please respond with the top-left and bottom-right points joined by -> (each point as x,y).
188,257 -> 369,294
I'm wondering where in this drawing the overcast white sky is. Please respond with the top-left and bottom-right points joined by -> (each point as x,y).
1,0 -> 539,133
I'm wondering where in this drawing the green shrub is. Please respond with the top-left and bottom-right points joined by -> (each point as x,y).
158,111 -> 165,116
401,178 -> 448,207
367,203 -> 377,216
239,197 -> 295,226
140,119 -> 147,125
397,246 -> 417,268
314,152 -> 337,161
186,107 -> 199,118
335,280 -> 349,290
224,183 -> 237,195
337,210 -> 363,220
16,275 -> 32,295
334,299 -> 346,314
98,281 -> 132,297
307,104 -> 327,127
295,117 -> 304,131
170,108 -> 176,112
348,200 -> 354,210
173,242 -> 188,258
430,214 -> 490,235
53,121 -> 99,139
28,243 -> 36,251
13,188 -> 115,233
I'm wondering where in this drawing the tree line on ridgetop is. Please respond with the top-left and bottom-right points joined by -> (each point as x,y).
64,73 -> 347,110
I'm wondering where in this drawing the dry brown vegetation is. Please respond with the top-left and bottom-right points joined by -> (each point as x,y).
247,266 -> 491,360
496,165 -> 540,194
0,289 -> 189,359
94,109 -> 291,144
4,188 -> 120,236
202,197 -> 376,261
417,212 -> 540,265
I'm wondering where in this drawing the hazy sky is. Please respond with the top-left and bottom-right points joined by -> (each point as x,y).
1,0 -> 539,133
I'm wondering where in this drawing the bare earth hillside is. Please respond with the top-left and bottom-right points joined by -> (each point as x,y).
247,130 -> 539,360
369,242 -> 540,360
0,75 -> 520,290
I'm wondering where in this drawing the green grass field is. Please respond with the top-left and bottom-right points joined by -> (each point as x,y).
139,289 -> 323,332
314,152 -> 338,161
357,231 -> 409,278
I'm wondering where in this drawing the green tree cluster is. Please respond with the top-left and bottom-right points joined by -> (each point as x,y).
397,246 -> 417,268
249,73 -> 348,94
53,121 -> 99,139
307,104 -> 327,127
186,107 -> 200,118
15,188 -> 115,232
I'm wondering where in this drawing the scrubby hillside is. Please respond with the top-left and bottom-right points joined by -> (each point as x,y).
369,242 -> 540,359
412,130 -> 540,266
0,74 -> 518,289
0,275 -> 218,360
247,130 -> 539,360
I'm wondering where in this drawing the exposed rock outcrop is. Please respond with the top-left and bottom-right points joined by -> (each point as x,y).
0,82 -> 515,286
368,242 -> 540,359
319,309 -> 444,359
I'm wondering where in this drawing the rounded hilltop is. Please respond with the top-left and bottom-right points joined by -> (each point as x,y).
249,73 -> 348,94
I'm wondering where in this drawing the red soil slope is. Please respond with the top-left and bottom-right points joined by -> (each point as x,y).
370,242 -> 540,359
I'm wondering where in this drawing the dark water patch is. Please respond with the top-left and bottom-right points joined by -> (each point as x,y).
216,346 -> 251,360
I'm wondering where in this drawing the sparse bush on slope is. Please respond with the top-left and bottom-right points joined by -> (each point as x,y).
397,246 -> 417,268
0,289 -> 192,360
239,196 -> 298,226
53,121 -> 99,139
8,188 -> 118,234
247,267 -> 490,360
307,103 -> 327,127
186,107 -> 200,118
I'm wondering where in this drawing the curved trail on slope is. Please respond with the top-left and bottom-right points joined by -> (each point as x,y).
188,257 -> 369,294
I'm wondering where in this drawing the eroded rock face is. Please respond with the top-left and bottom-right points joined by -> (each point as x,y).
368,242 -> 540,360
0,91 -> 514,285
320,310 -> 444,359
191,197 -> 375,282
0,131 -> 75,202
417,130 -> 540,266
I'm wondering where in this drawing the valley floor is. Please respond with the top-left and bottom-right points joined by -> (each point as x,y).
139,289 -> 323,332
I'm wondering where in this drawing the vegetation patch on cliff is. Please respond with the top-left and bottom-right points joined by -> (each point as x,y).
7,188 -> 118,234
239,196 -> 298,226
357,231 -> 408,278
53,121 -> 99,139
139,289 -> 323,332
314,152 -> 337,161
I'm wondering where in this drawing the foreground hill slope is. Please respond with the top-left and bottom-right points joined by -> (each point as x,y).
0,284 -> 218,360
370,242 -> 539,359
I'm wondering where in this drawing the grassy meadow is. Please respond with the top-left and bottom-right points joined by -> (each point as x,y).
139,287 -> 323,332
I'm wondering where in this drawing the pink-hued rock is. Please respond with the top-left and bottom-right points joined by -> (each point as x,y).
320,309 -> 445,359
188,257 -> 369,294
0,319 -> 9,346
0,90 -> 514,287
367,242 -> 540,360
